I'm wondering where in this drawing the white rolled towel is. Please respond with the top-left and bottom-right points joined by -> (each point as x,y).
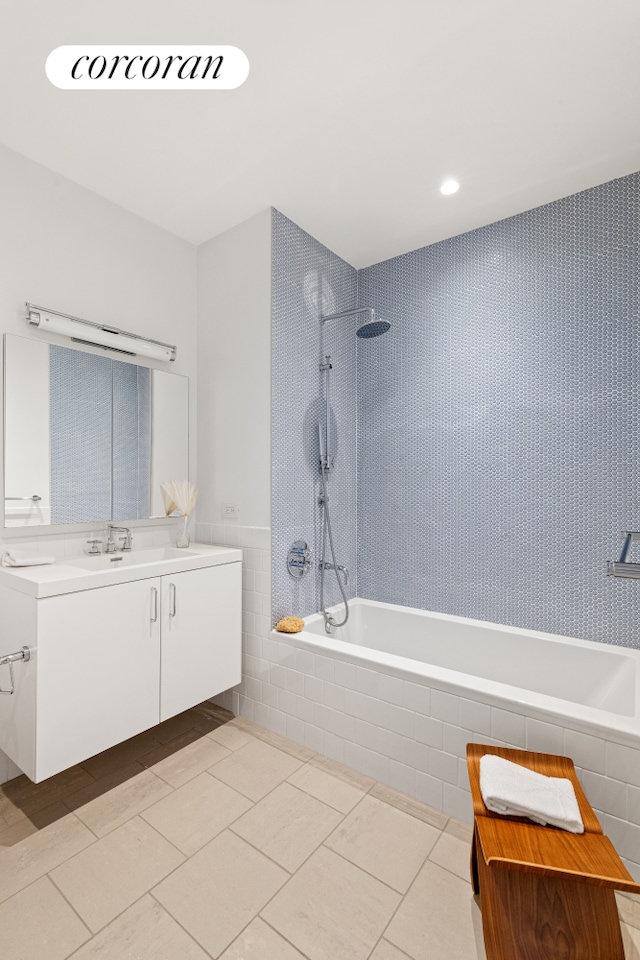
479,754 -> 584,834
1,551 -> 55,567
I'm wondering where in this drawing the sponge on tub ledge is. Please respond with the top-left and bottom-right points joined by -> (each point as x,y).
275,616 -> 305,634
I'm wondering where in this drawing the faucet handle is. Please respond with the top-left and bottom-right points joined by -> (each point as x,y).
86,539 -> 102,555
120,534 -> 133,551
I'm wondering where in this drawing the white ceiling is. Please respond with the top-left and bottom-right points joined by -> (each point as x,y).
2,0 -> 640,268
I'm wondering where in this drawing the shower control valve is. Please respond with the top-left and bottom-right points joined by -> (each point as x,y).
287,540 -> 312,579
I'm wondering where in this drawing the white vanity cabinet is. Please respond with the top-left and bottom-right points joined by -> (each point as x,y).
36,578 -> 162,781
160,564 -> 241,722
0,546 -> 241,782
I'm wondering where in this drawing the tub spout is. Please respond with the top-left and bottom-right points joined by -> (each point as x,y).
319,561 -> 349,586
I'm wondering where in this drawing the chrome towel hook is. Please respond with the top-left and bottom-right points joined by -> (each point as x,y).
0,646 -> 32,695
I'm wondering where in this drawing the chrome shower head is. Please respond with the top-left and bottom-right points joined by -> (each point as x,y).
356,318 -> 391,339
320,306 -> 391,339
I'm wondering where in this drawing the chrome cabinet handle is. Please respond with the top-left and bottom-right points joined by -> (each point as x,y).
169,583 -> 176,618
150,587 -> 158,623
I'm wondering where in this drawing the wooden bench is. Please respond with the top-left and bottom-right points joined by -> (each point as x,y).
467,743 -> 640,960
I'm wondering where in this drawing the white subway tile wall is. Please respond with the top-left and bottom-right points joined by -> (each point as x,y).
197,523 -> 270,723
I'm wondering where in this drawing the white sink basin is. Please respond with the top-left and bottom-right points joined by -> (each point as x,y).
0,543 -> 242,599
68,547 -> 199,570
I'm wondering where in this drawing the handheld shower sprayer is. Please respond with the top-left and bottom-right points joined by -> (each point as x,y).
319,356 -> 333,474
318,421 -> 330,483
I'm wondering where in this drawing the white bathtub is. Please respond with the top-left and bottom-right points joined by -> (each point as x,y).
302,599 -> 640,732
257,598 -> 640,878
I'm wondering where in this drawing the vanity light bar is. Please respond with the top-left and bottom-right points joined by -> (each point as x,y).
25,303 -> 177,363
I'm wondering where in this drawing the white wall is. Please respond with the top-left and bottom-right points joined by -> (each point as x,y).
0,143 -> 198,783
197,209 -> 271,529
0,142 -> 198,537
150,370 -> 190,518
4,336 -> 50,525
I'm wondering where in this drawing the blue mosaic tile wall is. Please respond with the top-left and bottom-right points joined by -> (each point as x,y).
112,361 -> 151,521
358,172 -> 640,647
50,347 -> 151,524
271,209 -> 358,624
272,174 -> 640,646
50,346 -> 112,523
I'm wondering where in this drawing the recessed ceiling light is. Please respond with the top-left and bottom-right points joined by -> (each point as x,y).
440,179 -> 460,196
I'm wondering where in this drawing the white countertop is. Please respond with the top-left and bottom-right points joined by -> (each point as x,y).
0,543 -> 242,599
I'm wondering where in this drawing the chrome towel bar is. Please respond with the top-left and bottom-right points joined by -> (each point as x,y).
0,647 -> 32,695
4,495 -> 41,501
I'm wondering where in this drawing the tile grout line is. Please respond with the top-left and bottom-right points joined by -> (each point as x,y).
10,871 -> 94,950
248,820 -> 447,960
61,890 -> 214,960
364,935 -> 414,960
217,736 -> 394,825
60,766 -> 179,842
44,872 -> 97,948
371,832 -> 448,957
0,771 -> 100,827
149,747 -> 233,791
143,764 -> 285,857
204,763 -> 305,807
319,813 -> 440,899
234,778 -> 406,943
226,801 -> 348,880
47,815 -> 190,936
259,914 -> 316,960
146,888 -> 218,959
39,818 -> 194,945
0,814 -> 101,908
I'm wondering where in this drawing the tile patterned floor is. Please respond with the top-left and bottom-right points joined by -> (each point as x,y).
1,703 -> 640,959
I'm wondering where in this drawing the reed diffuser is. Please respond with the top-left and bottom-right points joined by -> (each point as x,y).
161,480 -> 198,548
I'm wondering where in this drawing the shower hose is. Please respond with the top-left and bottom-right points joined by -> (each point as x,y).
319,457 -> 349,634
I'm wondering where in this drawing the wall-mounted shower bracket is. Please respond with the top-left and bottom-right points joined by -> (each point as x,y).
606,531 -> 640,579
287,540 -> 312,579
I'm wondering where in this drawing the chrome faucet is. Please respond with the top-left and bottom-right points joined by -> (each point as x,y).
319,560 -> 349,586
106,525 -> 133,552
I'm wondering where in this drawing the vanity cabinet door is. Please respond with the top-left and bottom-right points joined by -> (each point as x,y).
160,562 -> 241,722
36,578 -> 161,781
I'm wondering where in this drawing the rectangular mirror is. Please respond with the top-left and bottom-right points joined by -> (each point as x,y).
4,334 -> 189,528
